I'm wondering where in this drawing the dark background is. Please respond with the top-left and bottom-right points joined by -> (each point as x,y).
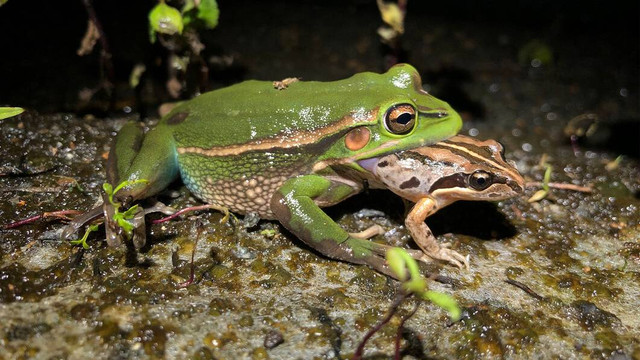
0,0 -> 638,155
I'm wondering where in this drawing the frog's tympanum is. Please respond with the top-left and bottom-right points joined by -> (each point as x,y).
363,135 -> 525,269
62,64 -> 466,276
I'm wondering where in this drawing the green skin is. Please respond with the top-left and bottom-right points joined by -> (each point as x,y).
62,64 -> 462,276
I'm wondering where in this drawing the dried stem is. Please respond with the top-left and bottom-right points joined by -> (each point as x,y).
151,204 -> 228,224
352,291 -> 410,360
526,181 -> 593,193
3,210 -> 81,230
394,301 -> 420,360
81,0 -> 115,91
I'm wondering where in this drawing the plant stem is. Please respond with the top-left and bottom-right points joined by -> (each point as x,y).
394,301 -> 420,360
81,0 -> 115,92
352,292 -> 409,360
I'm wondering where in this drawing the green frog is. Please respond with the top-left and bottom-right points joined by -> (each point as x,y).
361,135 -> 525,270
62,64 -> 465,276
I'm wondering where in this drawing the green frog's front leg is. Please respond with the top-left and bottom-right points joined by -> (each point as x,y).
270,174 -> 399,277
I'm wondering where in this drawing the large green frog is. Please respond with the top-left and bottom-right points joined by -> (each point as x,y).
62,64 -> 462,275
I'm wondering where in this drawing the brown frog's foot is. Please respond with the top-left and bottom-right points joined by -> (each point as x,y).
348,224 -> 385,239
419,243 -> 470,270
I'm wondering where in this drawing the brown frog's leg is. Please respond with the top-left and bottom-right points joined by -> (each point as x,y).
406,197 -> 470,269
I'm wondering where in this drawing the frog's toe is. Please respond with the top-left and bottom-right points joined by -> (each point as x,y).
422,247 -> 470,270
348,225 -> 385,240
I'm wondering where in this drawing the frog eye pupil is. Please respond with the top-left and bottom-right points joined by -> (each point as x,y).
384,104 -> 416,135
396,113 -> 413,125
469,171 -> 492,190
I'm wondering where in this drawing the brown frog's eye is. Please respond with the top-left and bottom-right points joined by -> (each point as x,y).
384,104 -> 416,135
469,171 -> 492,190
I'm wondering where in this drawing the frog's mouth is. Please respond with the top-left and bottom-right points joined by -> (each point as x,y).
357,157 -> 380,175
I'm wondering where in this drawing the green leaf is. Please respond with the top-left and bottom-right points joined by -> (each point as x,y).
121,204 -> 140,219
149,2 -> 184,42
0,107 -> 24,120
196,0 -> 219,29
542,165 -> 552,192
385,248 -> 427,293
103,182 -> 115,204
181,0 -> 195,13
115,216 -> 134,233
183,0 -> 219,29
423,291 -> 461,321
386,248 -> 409,281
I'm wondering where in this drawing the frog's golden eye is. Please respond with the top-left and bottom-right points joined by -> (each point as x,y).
469,171 -> 492,190
384,104 -> 416,135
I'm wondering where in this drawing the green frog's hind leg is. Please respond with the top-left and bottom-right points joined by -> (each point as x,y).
271,175 -> 399,278
105,122 -> 180,248
107,122 -> 179,202
62,123 -> 179,248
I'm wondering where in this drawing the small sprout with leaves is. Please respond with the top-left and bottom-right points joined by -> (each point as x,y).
71,224 -> 100,249
353,248 -> 460,359
69,179 -> 148,248
103,179 -> 149,238
148,2 -> 184,42
528,164 -> 552,203
387,248 -> 460,321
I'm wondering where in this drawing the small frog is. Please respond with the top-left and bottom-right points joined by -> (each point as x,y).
360,135 -> 525,269
62,64 -> 462,276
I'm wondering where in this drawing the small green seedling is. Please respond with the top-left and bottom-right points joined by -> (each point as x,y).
103,179 -> 149,238
528,164 -> 552,203
70,224 -> 100,249
148,0 -> 219,43
71,179 -> 148,247
352,248 -> 460,359
387,248 -> 461,321
148,2 -> 184,42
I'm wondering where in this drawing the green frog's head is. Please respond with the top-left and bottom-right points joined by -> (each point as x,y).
316,63 -> 462,171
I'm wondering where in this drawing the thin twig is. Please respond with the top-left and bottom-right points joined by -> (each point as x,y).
176,221 -> 203,288
150,204 -> 228,224
394,301 -> 420,360
352,292 -> 410,360
504,279 -> 544,300
81,0 -> 115,90
3,210 -> 81,230
526,181 -> 593,193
